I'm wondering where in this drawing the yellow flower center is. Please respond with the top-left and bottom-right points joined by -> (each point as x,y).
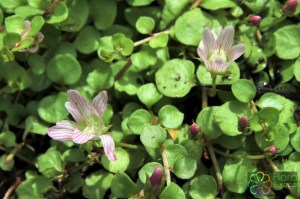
208,49 -> 227,63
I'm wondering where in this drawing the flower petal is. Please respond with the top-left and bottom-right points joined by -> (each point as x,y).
211,58 -> 232,74
99,134 -> 117,161
228,44 -> 245,61
47,120 -> 76,142
92,91 -> 107,117
197,47 -> 208,61
217,26 -> 234,52
67,90 -> 95,122
202,28 -> 216,56
72,129 -> 95,144
65,102 -> 82,122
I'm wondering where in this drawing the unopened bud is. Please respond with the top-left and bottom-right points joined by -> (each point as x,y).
149,166 -> 164,188
238,116 -> 249,130
283,0 -> 298,17
269,146 -> 278,155
249,15 -> 261,25
190,122 -> 200,136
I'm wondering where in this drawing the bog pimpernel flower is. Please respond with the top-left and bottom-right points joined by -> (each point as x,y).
47,90 -> 117,161
197,26 -> 245,76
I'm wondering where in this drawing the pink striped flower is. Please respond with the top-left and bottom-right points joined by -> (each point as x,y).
47,90 -> 117,161
197,26 -> 245,75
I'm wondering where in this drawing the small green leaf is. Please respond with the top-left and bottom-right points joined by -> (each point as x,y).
173,156 -> 197,179
102,148 -> 130,173
5,15 -> 25,34
0,131 -> 16,147
149,33 -> 169,48
140,125 -> 167,148
201,0 -> 236,10
25,116 -> 48,135
136,16 -> 155,34
87,60 -> 114,91
259,107 -> 279,126
165,144 -> 188,167
90,0 -> 117,30
158,105 -> 184,129
62,148 -> 87,163
222,164 -> 249,193
127,109 -> 152,135
82,171 -> 113,199
3,33 -> 21,49
46,2 -> 69,24
0,154 -> 14,171
196,107 -> 223,139
28,54 -> 46,75
189,175 -> 218,199
15,6 -> 44,18
112,33 -> 134,56
38,92 -> 68,123
36,148 -> 63,178
75,26 -> 101,54
46,54 -> 82,85
293,57 -> 300,82
131,45 -> 157,71
291,128 -> 300,153
160,182 -> 185,199
65,172 -> 84,193
231,79 -> 256,103
28,15 -> 45,36
156,59 -> 195,98
111,172 -> 139,198
127,0 -> 154,6
137,83 -> 163,107
275,24 -> 300,60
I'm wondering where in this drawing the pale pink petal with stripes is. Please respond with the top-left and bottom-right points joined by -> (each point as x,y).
92,91 -> 107,117
99,134 -> 117,161
47,120 -> 76,142
72,129 -> 95,144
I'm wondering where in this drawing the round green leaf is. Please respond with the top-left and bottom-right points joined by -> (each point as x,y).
293,57 -> 300,82
222,164 -> 249,193
127,109 -> 152,135
196,107 -> 223,139
149,33 -> 169,48
0,154 -> 14,171
160,182 -> 185,199
36,149 -> 63,178
259,107 -> 279,126
38,92 -> 68,123
47,54 -> 82,85
87,61 -> 114,90
137,83 -> 163,107
28,54 -> 46,75
83,171 -> 113,199
46,2 -> 68,24
102,148 -> 130,173
173,156 -> 197,179
165,144 -> 188,167
138,162 -> 162,183
201,0 -> 236,10
275,24 -> 300,60
136,16 -> 155,34
127,0 -> 154,6
189,175 -> 218,199
15,6 -> 44,18
291,128 -> 300,153
158,105 -> 184,129
112,33 -> 134,56
131,45 -> 157,71
156,59 -> 195,98
111,172 -> 139,198
5,15 -> 25,34
213,105 -> 242,136
28,15 -> 45,36
75,26 -> 101,54
90,0 -> 117,30
25,116 -> 48,135
231,79 -> 256,103
140,125 -> 167,148
66,172 -> 84,193
0,131 -> 16,147
174,9 -> 220,46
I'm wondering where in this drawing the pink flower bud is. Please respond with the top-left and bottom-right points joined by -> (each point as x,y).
283,0 -> 298,16
190,122 -> 200,136
269,146 -> 278,155
238,116 -> 249,130
249,15 -> 261,25
149,166 -> 164,188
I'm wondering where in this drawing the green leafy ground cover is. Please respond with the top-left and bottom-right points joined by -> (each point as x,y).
0,0 -> 300,198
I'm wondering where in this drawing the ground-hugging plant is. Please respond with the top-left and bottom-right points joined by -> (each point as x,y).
0,0 -> 300,199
